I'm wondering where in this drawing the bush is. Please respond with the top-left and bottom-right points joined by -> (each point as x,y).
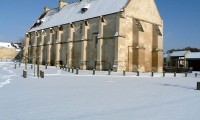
164,66 -> 193,73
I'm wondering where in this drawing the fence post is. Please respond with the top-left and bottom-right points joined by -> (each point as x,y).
174,72 -> 176,77
195,73 -> 198,77
72,67 -> 74,73
93,69 -> 96,75
42,70 -> 44,78
76,68 -> 79,75
123,70 -> 125,76
40,70 -> 44,78
45,64 -> 47,69
108,69 -> 111,75
151,72 -> 154,77
62,65 -> 65,70
23,70 -> 27,78
64,65 -> 66,71
137,71 -> 139,76
163,71 -> 165,77
185,72 -> 187,77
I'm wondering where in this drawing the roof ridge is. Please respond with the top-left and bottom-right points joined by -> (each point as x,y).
29,0 -> 129,32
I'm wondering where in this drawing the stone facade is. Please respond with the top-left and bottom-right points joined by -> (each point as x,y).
24,0 -> 163,72
0,48 -> 19,60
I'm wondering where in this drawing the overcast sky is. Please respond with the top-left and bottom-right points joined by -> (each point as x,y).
0,0 -> 200,52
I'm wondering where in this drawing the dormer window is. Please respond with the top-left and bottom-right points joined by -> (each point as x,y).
35,31 -> 39,36
81,8 -> 87,13
50,28 -> 54,33
81,4 -> 90,13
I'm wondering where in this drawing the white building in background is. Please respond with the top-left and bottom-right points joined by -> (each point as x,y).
0,42 -> 21,51
164,50 -> 200,71
0,42 -> 21,60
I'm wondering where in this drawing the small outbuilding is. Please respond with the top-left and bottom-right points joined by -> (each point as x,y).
186,52 -> 200,71
168,51 -> 190,67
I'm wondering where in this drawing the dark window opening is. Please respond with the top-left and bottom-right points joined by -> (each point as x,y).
80,23 -> 83,34
95,36 -> 98,48
55,31 -> 58,40
81,4 -> 90,14
155,25 -> 162,36
135,19 -> 144,32
81,8 -> 88,13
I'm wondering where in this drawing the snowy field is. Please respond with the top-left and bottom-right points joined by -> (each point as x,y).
0,62 -> 200,120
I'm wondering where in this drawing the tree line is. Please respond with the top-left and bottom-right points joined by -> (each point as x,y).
167,47 -> 200,53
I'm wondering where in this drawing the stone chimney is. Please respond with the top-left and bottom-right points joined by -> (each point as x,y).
44,6 -> 50,13
59,0 -> 68,10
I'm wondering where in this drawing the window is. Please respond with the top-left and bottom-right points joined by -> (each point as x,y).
80,23 -> 83,34
50,28 -> 54,33
81,8 -> 88,13
81,4 -> 90,13
155,25 -> 162,36
135,19 -> 144,32
95,36 -> 98,48
55,31 -> 58,40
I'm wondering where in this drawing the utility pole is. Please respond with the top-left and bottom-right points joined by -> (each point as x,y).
37,58 -> 40,78
37,47 -> 40,78
23,53 -> 28,70
23,52 -> 40,78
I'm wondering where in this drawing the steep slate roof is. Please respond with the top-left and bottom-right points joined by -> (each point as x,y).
29,0 -> 129,32
170,51 -> 189,57
186,52 -> 200,60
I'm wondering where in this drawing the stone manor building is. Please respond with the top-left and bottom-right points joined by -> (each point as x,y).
23,0 -> 163,72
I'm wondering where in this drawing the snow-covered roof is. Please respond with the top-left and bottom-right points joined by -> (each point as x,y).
170,51 -> 189,57
29,0 -> 129,32
0,42 -> 21,50
163,53 -> 170,58
0,42 -> 13,49
186,52 -> 200,60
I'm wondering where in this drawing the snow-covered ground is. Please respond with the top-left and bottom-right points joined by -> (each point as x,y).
0,62 -> 200,120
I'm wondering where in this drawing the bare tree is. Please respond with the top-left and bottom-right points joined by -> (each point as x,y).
15,37 -> 25,49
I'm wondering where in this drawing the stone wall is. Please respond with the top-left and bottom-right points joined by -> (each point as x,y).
0,48 -> 19,59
